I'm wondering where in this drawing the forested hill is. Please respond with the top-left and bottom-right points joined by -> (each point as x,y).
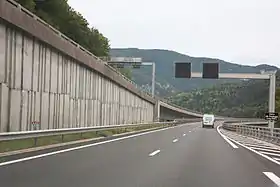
16,0 -> 110,57
168,79 -> 270,118
110,48 -> 278,97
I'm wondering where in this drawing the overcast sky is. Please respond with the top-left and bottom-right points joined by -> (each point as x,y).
68,0 -> 280,67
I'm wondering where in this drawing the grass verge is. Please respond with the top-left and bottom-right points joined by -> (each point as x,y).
0,124 -> 172,153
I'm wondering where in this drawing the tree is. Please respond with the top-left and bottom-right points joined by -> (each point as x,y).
118,68 -> 133,80
16,0 -> 35,11
16,0 -> 110,57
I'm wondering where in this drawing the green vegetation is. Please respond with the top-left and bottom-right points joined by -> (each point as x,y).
118,68 -> 133,80
0,124 -> 171,154
169,80 -> 269,118
16,0 -> 110,57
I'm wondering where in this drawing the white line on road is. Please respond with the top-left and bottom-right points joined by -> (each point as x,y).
259,151 -> 280,157
189,131 -> 191,132
225,135 -> 280,166
173,139 -> 178,143
263,172 -> 280,186
217,126 -> 238,149
149,150 -> 161,156
253,147 -> 280,154
0,123 -> 193,167
183,134 -> 186,136
244,144 -> 276,150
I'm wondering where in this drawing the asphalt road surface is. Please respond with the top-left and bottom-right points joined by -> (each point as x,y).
0,122 -> 280,187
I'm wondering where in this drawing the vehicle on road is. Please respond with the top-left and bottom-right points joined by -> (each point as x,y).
202,114 -> 215,128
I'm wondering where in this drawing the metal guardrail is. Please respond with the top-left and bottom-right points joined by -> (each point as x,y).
0,120 -> 202,142
222,121 -> 280,145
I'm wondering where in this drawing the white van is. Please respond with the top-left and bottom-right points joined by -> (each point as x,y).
202,114 -> 215,128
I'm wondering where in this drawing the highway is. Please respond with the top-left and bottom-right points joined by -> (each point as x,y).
0,122 -> 280,187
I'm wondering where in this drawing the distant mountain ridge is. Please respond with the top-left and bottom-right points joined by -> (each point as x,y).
110,48 -> 278,97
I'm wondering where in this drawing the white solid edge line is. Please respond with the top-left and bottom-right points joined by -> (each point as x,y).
225,134 -> 280,166
263,172 -> 280,186
149,150 -> 161,156
172,139 -> 178,143
0,124 -> 188,167
259,151 -> 280,157
216,126 -> 238,149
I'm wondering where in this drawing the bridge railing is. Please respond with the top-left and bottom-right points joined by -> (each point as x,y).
222,121 -> 280,145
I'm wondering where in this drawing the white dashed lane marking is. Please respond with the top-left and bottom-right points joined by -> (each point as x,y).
149,150 -> 161,157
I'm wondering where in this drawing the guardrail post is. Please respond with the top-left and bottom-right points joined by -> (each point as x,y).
34,137 -> 38,147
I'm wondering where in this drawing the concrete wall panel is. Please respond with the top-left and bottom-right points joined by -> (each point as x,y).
73,99 -> 78,128
0,24 -> 6,83
10,31 -> 23,89
22,37 -> 33,90
50,51 -> 58,93
48,93 -> 55,129
0,83 -> 9,132
37,45 -> 45,92
5,28 -> 12,86
58,94 -> 64,128
9,90 -> 21,131
53,93 -> 59,129
84,99 -> 88,127
69,61 -> 74,98
32,42 -> 40,92
44,47 -> 51,92
75,65 -> 80,98
80,99 -> 85,127
63,95 -> 70,128
69,98 -> 73,128
21,91 -> 28,131
40,92 -> 49,130
60,57 -> 66,94
57,55 -> 63,94
65,59 -> 71,95
93,99 -> 97,126
78,67 -> 83,99
91,73 -> 95,100
87,99 -> 93,126
34,91 -> 41,125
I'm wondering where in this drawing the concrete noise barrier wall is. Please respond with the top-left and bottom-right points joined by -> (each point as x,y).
0,0 -> 155,132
